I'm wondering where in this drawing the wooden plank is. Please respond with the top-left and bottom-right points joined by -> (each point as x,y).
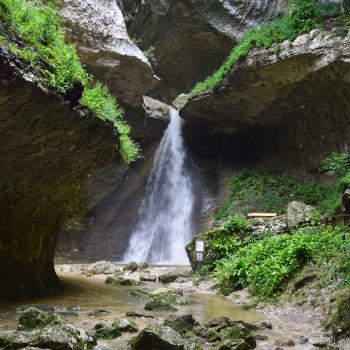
247,213 -> 278,218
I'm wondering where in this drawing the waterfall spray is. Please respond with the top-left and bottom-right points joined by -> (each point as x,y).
123,108 -> 194,264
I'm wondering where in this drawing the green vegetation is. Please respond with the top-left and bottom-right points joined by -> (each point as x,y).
190,0 -> 329,95
214,172 -> 323,220
320,152 -> 350,176
0,0 -> 140,164
215,227 -> 350,299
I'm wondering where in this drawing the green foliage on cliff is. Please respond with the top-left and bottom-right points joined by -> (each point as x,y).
215,227 -> 350,299
214,172 -> 323,220
0,0 -> 140,164
320,152 -> 350,176
190,0 -> 323,95
81,85 -> 140,164
0,0 -> 90,92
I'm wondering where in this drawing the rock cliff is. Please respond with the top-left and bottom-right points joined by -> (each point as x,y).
0,47 -> 122,300
182,30 -> 350,173
60,0 -> 159,107
117,0 -> 288,101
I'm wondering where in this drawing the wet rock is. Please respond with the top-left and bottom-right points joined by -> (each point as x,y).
31,323 -> 96,349
131,324 -> 184,350
159,271 -> 191,283
16,305 -> 55,314
274,338 -> 296,347
255,335 -> 269,341
220,324 -> 256,349
88,309 -> 112,317
213,339 -> 251,350
0,332 -> 32,349
112,318 -> 138,332
144,299 -> 178,312
83,261 -> 122,275
143,96 -> 171,121
149,288 -> 189,306
18,307 -> 63,331
257,322 -> 273,330
123,262 -> 139,272
94,322 -> 121,339
125,311 -> 154,319
60,0 -> 157,107
140,274 -> 157,282
163,315 -> 199,335
193,326 -> 220,342
130,288 -> 150,297
105,276 -> 138,286
286,202 -> 318,229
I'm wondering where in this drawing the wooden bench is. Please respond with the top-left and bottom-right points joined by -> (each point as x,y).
247,213 -> 278,219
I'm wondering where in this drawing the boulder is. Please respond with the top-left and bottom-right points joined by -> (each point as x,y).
143,96 -> 171,121
31,323 -> 96,349
88,309 -> 112,317
94,322 -> 121,339
159,271 -> 191,284
131,324 -> 184,350
82,261 -> 122,275
144,299 -> 177,312
149,288 -> 189,306
140,274 -> 157,282
213,339 -> 251,350
123,262 -> 139,272
60,0 -> 158,107
193,327 -> 220,342
220,324 -> 256,349
105,276 -> 138,286
112,318 -> 138,332
286,201 -> 318,228
163,315 -> 199,335
18,307 -> 62,331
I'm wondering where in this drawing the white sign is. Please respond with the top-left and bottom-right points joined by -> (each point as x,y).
195,240 -> 205,252
196,252 -> 203,262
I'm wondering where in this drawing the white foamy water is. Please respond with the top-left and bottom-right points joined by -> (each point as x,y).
123,108 -> 194,264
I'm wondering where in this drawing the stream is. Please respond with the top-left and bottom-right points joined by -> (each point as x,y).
0,265 -> 329,350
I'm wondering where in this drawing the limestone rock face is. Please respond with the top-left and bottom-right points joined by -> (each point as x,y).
61,0 -> 158,107
0,47 -> 120,300
118,0 -> 288,101
286,201 -> 317,228
181,30 -> 350,172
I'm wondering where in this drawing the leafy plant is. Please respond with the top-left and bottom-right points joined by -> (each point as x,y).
289,0 -> 321,34
215,227 -> 350,299
81,85 -> 141,164
214,172 -> 323,219
320,152 -> 350,176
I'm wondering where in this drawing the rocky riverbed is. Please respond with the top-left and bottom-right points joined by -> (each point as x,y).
0,262 -> 343,350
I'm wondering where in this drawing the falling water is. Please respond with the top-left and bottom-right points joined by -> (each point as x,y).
123,107 -> 194,264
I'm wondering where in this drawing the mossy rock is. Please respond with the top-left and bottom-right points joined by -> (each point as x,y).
163,315 -> 199,335
144,299 -> 178,312
112,318 -> 138,332
18,307 -> 63,331
123,262 -> 139,272
94,322 -> 121,339
131,324 -> 184,350
105,276 -> 138,286
213,339 -> 251,350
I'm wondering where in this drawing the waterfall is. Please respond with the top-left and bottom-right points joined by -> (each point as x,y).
123,107 -> 194,265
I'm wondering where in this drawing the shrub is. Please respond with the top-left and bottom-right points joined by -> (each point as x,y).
289,0 -> 322,34
215,228 -> 349,299
320,152 -> 350,176
214,172 -> 323,219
